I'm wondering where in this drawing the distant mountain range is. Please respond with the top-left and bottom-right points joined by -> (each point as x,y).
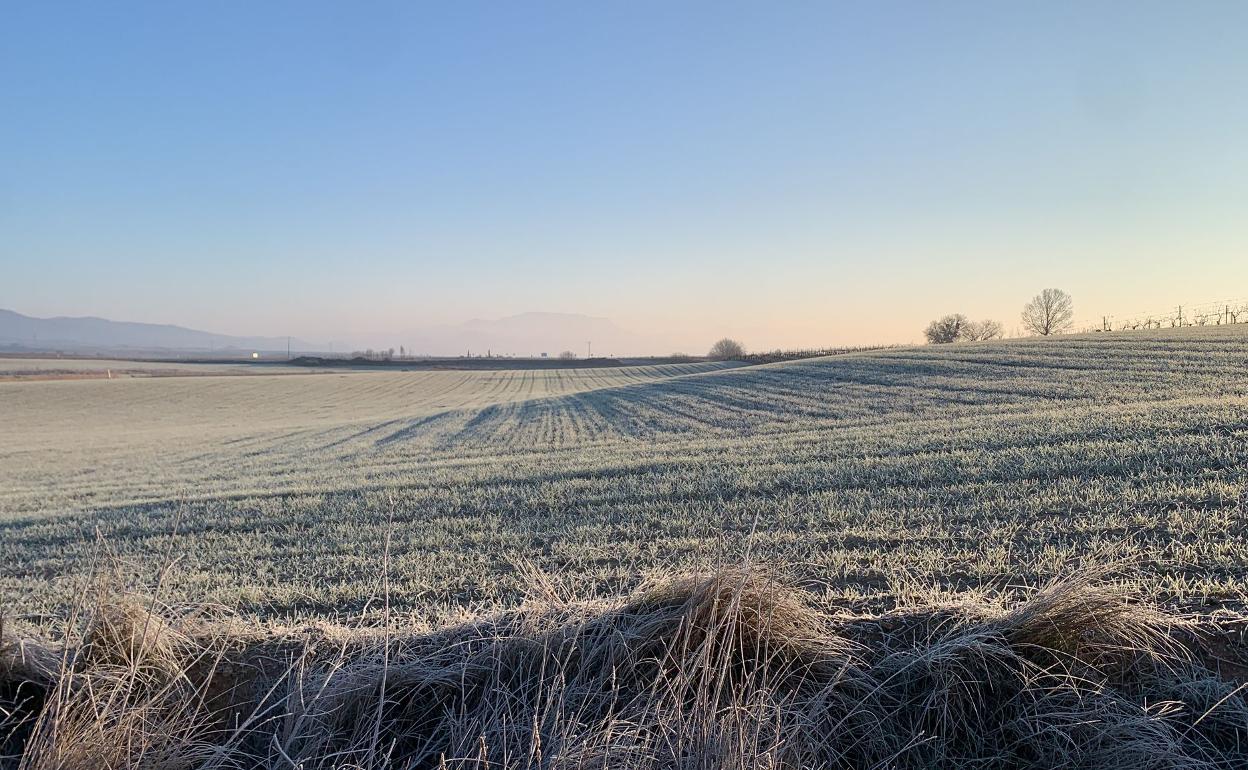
0,309 -> 311,354
0,309 -> 676,357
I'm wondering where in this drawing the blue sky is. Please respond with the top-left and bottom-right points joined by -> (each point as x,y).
3,1 -> 1246,348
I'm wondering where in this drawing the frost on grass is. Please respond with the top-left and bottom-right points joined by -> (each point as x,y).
7,328 -> 1248,620
3,569 -> 1247,769
4,327 -> 1248,766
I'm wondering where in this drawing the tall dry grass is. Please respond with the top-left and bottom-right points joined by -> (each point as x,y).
3,568 -> 1246,769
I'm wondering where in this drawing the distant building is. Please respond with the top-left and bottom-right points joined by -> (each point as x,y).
540,352 -> 548,358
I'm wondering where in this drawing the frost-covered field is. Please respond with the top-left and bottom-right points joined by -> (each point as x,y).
0,357 -> 317,378
3,327 -> 1247,621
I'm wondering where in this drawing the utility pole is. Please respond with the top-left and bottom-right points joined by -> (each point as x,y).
586,340 -> 592,358
287,336 -> 291,360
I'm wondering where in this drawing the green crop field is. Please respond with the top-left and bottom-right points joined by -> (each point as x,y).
4,327 -> 1248,769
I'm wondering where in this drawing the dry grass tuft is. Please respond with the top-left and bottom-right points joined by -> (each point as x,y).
6,597 -> 229,770
2,567 -> 1246,769
997,573 -> 1189,672
0,620 -> 58,765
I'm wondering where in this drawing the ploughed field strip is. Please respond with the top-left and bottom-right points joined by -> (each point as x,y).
2,327 -> 1248,622
0,357 -> 345,379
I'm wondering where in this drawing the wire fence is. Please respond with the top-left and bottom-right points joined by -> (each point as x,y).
1072,297 -> 1248,333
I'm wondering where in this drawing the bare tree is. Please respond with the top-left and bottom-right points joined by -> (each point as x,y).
557,350 -> 578,360
961,318 -> 1004,341
1021,288 -> 1074,336
707,338 -> 745,360
924,314 -> 967,344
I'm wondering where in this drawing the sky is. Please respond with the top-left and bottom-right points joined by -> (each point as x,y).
3,1 -> 1247,351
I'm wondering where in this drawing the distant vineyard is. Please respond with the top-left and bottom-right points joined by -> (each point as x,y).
1078,297 -> 1248,333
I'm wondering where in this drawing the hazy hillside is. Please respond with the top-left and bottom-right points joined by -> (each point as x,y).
0,308 -> 311,354
0,308 -> 673,358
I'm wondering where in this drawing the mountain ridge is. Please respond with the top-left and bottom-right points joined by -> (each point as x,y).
0,308 -> 311,354
0,308 -> 677,357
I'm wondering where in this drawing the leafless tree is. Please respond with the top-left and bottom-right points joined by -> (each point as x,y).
708,338 -> 745,360
924,314 -> 967,344
557,350 -> 577,360
1021,288 -> 1074,336
961,318 -> 1004,341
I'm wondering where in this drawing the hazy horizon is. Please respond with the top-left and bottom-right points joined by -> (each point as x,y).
5,1 -> 1247,350
4,297 -> 1248,357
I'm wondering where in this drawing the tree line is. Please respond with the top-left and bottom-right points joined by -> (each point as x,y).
355,288 -> 1077,365
924,288 -> 1074,344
